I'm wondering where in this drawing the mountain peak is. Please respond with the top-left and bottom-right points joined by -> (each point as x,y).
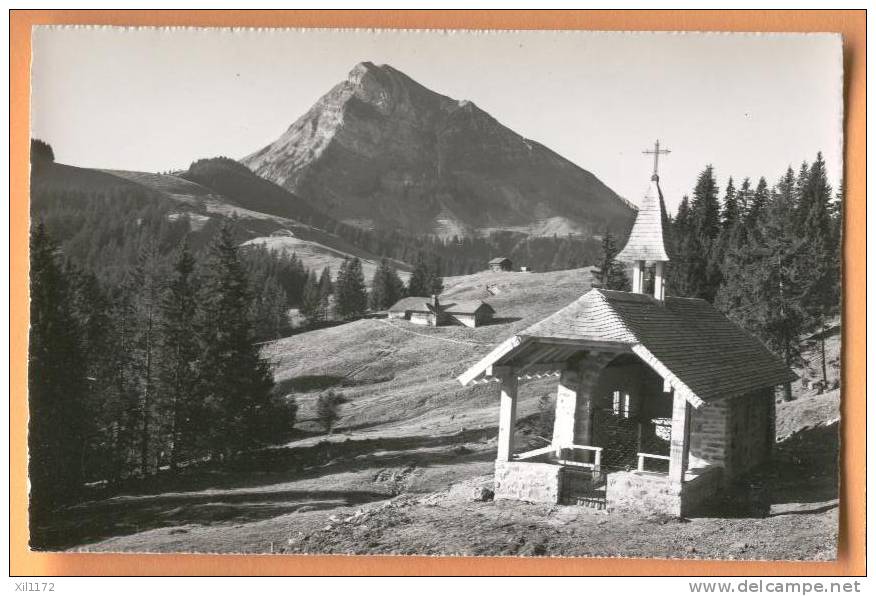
242,65 -> 634,238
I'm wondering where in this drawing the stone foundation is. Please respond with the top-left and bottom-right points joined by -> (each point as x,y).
494,461 -> 562,504
605,466 -> 722,516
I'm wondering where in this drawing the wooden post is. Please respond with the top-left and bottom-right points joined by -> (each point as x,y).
632,260 -> 644,293
654,261 -> 665,300
495,367 -> 518,462
552,368 -> 579,451
668,392 -> 691,488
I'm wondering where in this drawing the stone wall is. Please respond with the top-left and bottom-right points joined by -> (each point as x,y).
689,400 -> 730,473
606,471 -> 682,516
494,461 -> 562,504
688,389 -> 775,482
605,466 -> 723,517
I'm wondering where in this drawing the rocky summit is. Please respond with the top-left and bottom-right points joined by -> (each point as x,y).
242,62 -> 635,238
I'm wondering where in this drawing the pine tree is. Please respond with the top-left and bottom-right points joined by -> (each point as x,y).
715,171 -> 806,401
407,254 -> 431,297
794,152 -> 838,387
369,258 -> 405,310
158,240 -> 201,470
721,177 -> 739,230
736,177 -> 752,219
428,255 -> 445,296
317,266 -> 333,321
198,223 -> 274,457
746,177 -> 771,234
591,232 -> 630,291
316,390 -> 345,435
334,257 -> 368,319
300,270 -> 322,326
127,244 -> 164,477
671,166 -> 723,300
28,223 -> 89,514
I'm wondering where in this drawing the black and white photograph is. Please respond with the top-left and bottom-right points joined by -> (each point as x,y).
27,27 -> 843,559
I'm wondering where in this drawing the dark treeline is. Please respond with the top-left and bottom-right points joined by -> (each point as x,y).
29,221 -> 300,539
328,226 -> 606,276
666,153 -> 842,398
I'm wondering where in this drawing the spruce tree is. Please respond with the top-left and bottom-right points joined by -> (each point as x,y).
369,258 -> 405,310
300,270 -> 322,326
671,166 -> 723,300
715,171 -> 806,401
29,223 -> 88,514
158,240 -> 201,469
721,177 -> 739,230
591,232 -> 630,291
407,254 -> 431,297
198,223 -> 274,457
317,266 -> 333,321
334,257 -> 368,319
746,177 -> 771,231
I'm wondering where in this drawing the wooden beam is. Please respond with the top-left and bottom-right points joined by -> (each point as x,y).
496,369 -> 518,462
524,336 -> 632,352
457,335 -> 528,386
668,392 -> 691,488
517,361 -> 567,376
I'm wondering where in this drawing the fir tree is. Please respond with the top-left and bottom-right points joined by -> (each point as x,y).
334,257 -> 368,319
591,232 -> 630,291
317,266 -> 333,321
369,258 -> 406,310
671,166 -> 723,300
407,254 -> 431,297
721,177 -> 739,230
300,270 -> 322,326
198,223 -> 274,457
128,244 -> 164,477
715,172 -> 807,401
28,223 -> 88,513
158,240 -> 201,469
316,390 -> 345,435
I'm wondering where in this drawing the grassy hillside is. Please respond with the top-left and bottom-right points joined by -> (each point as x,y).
242,235 -> 411,285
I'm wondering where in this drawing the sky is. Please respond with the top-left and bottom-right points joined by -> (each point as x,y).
31,27 -> 844,213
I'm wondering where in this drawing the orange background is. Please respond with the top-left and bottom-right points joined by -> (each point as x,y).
9,10 -> 866,576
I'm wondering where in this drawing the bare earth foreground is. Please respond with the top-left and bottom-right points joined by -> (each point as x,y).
39,270 -> 840,560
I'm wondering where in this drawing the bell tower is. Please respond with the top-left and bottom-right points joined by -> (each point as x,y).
616,140 -> 672,300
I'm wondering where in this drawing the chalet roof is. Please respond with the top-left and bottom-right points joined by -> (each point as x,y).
616,179 -> 671,262
444,300 -> 495,315
489,257 -> 512,264
388,297 -> 434,313
457,288 -> 795,407
389,297 -> 495,316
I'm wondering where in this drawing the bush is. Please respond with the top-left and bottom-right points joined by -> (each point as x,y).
316,390 -> 346,435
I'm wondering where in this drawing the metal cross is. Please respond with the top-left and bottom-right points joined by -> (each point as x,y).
643,139 -> 671,181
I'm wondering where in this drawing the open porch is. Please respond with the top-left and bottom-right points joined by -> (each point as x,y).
459,335 -> 723,516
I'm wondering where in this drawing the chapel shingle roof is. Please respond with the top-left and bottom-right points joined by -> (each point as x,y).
489,257 -> 512,264
505,288 -> 795,404
616,179 -> 671,262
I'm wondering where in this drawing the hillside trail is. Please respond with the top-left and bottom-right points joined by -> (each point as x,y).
375,318 -> 494,346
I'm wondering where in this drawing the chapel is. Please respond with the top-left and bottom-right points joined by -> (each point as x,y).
457,143 -> 795,515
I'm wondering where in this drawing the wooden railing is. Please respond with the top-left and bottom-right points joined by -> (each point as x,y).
514,443 -> 603,472
637,452 -> 670,472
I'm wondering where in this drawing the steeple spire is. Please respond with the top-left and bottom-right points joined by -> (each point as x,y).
617,141 -> 673,300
